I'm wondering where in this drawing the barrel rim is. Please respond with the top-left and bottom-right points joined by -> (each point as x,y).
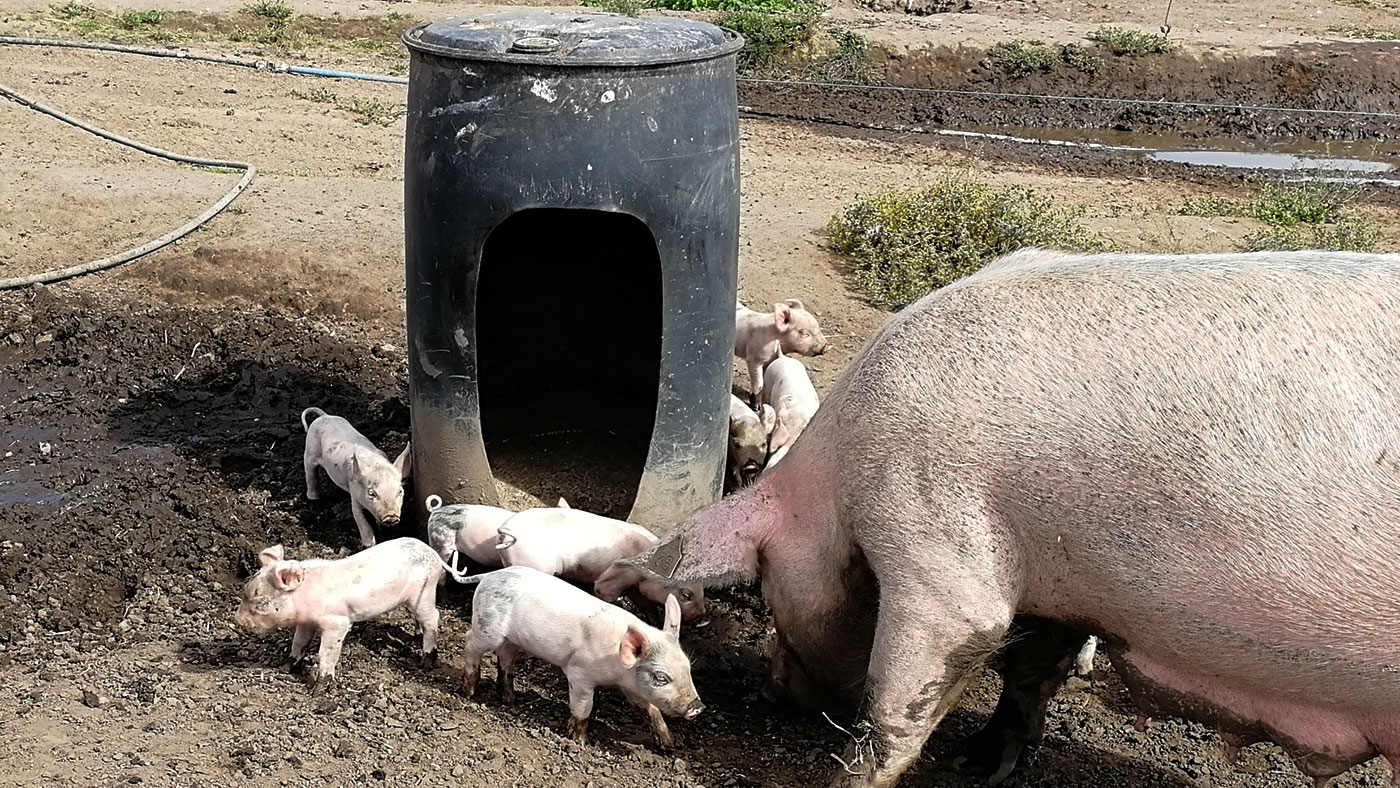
401,16 -> 745,68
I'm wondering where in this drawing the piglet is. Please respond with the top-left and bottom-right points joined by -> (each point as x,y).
495,507 -> 705,620
301,407 -> 410,548
233,537 -> 444,694
735,298 -> 830,406
424,493 -> 569,570
1075,636 -> 1098,677
728,394 -> 776,488
761,355 -> 820,470
448,565 -> 704,748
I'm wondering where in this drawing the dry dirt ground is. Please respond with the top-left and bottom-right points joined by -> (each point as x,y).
2,1 -> 1400,787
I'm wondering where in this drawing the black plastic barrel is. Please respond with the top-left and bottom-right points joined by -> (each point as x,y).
401,11 -> 743,533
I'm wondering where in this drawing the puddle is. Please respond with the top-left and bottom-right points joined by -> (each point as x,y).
0,478 -> 65,506
1149,149 -> 1394,173
934,122 -> 1400,180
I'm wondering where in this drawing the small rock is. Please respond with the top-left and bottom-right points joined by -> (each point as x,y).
332,740 -> 354,758
81,689 -> 108,708
38,442 -> 52,456
34,332 -> 54,345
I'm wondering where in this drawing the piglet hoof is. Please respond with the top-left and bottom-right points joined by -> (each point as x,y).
421,650 -> 438,670
567,716 -> 589,746
498,682 -> 516,707
310,674 -> 336,696
462,668 -> 480,698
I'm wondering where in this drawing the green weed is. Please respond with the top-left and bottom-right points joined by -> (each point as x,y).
827,176 -> 1105,309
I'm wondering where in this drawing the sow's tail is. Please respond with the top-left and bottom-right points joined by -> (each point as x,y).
300,407 -> 327,432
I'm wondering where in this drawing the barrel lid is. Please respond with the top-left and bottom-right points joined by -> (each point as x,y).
403,10 -> 744,67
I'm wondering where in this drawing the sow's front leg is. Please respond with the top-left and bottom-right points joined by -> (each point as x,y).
950,616 -> 1085,784
829,559 -> 1015,788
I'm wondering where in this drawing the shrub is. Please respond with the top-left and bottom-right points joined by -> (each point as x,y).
986,40 -> 1102,78
714,5 -> 821,73
827,177 -> 1105,309
986,39 -> 1059,78
116,9 -> 165,28
1058,42 -> 1103,74
1249,181 -> 1354,226
809,27 -> 882,84
1180,180 -> 1363,226
243,0 -> 294,24
1087,26 -> 1172,55
582,0 -> 647,14
1244,218 -> 1382,252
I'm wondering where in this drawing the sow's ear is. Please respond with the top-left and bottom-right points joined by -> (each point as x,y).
616,515 -> 761,590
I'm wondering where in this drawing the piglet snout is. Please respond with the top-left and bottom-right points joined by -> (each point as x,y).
381,515 -> 401,527
815,342 -> 831,355
685,702 -> 705,720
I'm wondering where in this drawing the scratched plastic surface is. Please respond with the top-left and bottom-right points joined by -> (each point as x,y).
402,10 -> 741,533
404,11 -> 743,67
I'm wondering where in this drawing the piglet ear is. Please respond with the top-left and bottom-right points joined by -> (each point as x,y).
557,497 -> 570,509
274,563 -> 305,592
258,545 -> 284,567
393,443 -> 412,478
760,404 -> 777,435
350,452 -> 362,475
619,626 -> 648,668
772,303 -> 794,331
770,422 -> 792,451
663,594 -> 682,639
783,298 -> 806,311
593,564 -> 633,603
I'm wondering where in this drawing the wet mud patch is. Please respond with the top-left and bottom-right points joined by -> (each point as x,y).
750,42 -> 1400,142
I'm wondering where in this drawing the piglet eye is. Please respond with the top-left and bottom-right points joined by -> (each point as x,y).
679,590 -> 694,601
367,489 -> 378,498
799,330 -> 810,337
653,672 -> 672,687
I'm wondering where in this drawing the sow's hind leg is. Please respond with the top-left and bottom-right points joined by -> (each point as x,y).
831,504 -> 1017,788
950,616 -> 1086,784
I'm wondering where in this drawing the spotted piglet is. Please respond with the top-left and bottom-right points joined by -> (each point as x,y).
448,565 -> 704,749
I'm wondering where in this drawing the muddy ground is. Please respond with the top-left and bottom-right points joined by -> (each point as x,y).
3,0 -> 1400,786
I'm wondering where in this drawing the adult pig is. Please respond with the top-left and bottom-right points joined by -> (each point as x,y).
620,249 -> 1400,788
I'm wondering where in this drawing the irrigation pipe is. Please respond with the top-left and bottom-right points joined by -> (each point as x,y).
0,81 -> 256,289
0,36 -> 409,84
